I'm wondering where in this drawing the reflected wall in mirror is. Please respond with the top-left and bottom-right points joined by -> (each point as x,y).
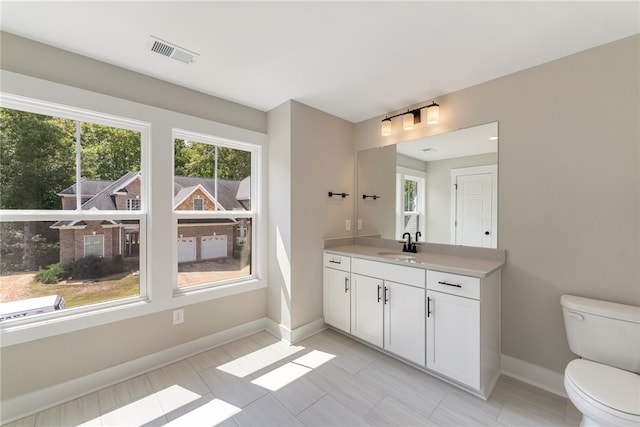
357,122 -> 498,248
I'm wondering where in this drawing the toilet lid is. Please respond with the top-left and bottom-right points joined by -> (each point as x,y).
566,359 -> 640,416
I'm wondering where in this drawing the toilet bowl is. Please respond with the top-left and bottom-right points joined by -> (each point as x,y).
561,295 -> 640,427
564,359 -> 640,427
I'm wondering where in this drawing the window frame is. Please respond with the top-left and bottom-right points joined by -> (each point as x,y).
0,71 -> 267,348
127,198 -> 141,211
83,234 -> 105,258
0,93 -> 150,327
192,198 -> 204,211
172,128 -> 260,294
395,167 -> 426,240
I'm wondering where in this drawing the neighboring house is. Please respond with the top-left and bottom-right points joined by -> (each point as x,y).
52,172 -> 250,267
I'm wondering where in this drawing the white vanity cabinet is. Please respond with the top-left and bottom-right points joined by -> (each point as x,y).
323,253 -> 351,333
350,273 -> 384,346
426,269 -> 500,397
322,248 -> 502,399
351,258 -> 426,366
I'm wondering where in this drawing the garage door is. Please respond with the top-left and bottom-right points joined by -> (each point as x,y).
177,237 -> 196,263
201,235 -> 227,259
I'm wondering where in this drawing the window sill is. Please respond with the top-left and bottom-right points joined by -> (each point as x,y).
0,278 -> 267,348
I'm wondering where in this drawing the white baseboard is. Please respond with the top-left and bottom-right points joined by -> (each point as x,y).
0,318 -> 267,425
265,318 -> 326,344
501,354 -> 567,398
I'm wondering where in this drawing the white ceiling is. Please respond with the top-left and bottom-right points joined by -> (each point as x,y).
397,121 -> 497,162
1,1 -> 638,123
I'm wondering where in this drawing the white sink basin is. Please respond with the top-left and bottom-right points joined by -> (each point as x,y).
377,251 -> 418,261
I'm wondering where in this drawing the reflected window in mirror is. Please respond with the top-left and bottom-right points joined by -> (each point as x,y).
396,167 -> 425,240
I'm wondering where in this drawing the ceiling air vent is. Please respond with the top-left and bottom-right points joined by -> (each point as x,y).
147,36 -> 199,64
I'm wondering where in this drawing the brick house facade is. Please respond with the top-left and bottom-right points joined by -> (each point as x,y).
53,173 -> 250,267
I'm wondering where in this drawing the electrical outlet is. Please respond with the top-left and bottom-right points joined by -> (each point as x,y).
345,219 -> 351,231
173,308 -> 184,325
357,219 -> 363,230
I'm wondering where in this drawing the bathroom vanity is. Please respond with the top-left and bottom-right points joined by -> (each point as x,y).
323,241 -> 504,399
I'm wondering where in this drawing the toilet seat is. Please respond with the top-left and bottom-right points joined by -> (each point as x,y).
565,359 -> 640,426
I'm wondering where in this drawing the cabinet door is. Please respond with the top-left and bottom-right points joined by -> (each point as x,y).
384,281 -> 425,366
350,273 -> 384,347
426,290 -> 480,389
323,267 -> 351,333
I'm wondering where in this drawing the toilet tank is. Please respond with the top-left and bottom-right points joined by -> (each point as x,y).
561,295 -> 640,373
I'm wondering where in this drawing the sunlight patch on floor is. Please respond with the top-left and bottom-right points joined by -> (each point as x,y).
251,362 -> 312,391
84,385 -> 200,426
216,341 -> 305,377
165,398 -> 241,426
293,349 -> 336,368
251,349 -> 336,391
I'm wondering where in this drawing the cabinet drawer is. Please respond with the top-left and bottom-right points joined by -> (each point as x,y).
427,270 -> 480,299
352,258 -> 425,288
324,252 -> 351,272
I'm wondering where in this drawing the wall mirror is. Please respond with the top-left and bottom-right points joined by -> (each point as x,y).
357,122 -> 498,248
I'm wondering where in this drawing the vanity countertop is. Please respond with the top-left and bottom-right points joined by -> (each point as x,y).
325,244 -> 504,278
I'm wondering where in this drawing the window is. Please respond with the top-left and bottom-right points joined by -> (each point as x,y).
0,97 -> 147,322
193,198 -> 204,211
1,75 -> 266,344
84,235 -> 104,257
396,168 -> 426,239
174,130 -> 257,291
127,199 -> 141,210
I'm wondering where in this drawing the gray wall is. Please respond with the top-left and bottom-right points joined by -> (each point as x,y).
357,145 -> 396,238
290,101 -> 354,329
267,100 -> 355,331
266,101 -> 293,329
355,35 -> 640,374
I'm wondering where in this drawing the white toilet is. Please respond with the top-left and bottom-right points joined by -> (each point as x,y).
561,295 -> 640,427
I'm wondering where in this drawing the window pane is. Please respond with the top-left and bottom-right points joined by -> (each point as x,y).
1,220 -> 141,320
84,235 -> 104,257
403,214 -> 419,235
73,123 -> 141,211
177,218 -> 252,288
0,108 -> 142,211
0,108 -> 75,210
127,199 -> 141,210
404,179 -> 418,212
174,139 -> 252,211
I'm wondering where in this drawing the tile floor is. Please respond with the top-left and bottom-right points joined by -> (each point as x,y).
5,329 -> 580,426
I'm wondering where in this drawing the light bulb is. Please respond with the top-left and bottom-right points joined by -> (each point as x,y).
403,112 -> 414,130
381,118 -> 392,136
426,104 -> 439,124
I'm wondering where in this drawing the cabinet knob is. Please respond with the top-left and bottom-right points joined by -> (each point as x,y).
484,231 -> 490,235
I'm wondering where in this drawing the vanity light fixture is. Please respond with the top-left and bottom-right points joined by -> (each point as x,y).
381,117 -> 392,136
380,101 -> 440,136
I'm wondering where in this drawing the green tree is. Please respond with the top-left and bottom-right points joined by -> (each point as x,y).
217,147 -> 251,180
173,139 -> 250,179
80,123 -> 141,180
0,109 -> 75,271
0,108 -> 75,209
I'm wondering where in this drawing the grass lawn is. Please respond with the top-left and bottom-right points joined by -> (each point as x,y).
26,274 -> 140,308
